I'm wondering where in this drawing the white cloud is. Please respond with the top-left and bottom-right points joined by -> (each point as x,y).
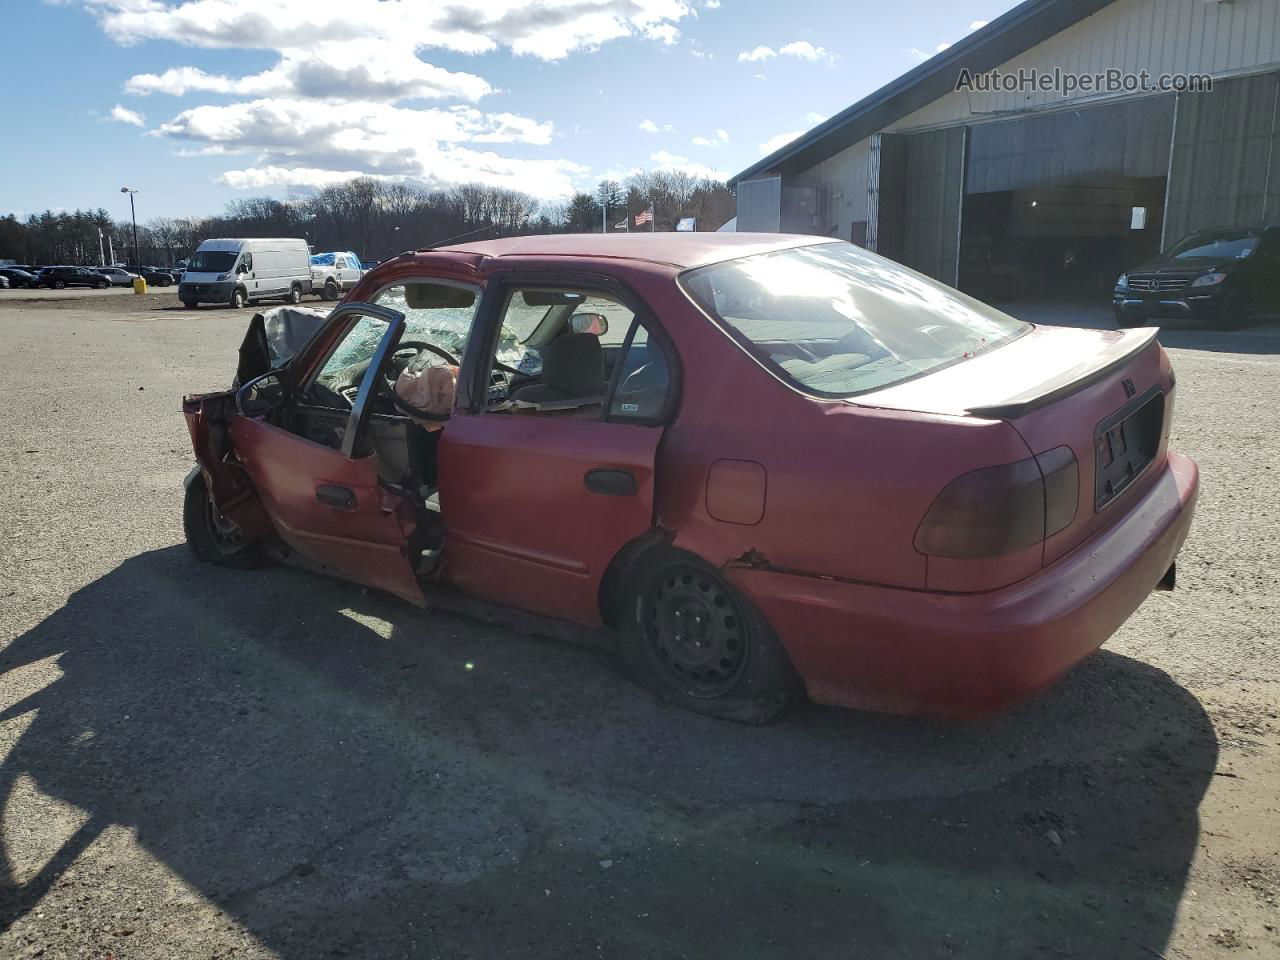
970,19 -> 989,30
778,40 -> 832,62
936,42 -> 951,52
805,112 -> 827,124
690,128 -> 729,147
703,0 -> 720,7
739,39 -> 833,64
153,98 -> 578,194
125,43 -> 493,102
81,0 -> 699,199
109,104 -> 145,127
753,73 -> 766,81
638,118 -> 674,134
648,150 -> 728,181
758,130 -> 802,155
737,45 -> 776,63
86,0 -> 694,61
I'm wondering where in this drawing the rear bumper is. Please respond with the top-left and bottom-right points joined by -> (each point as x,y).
728,451 -> 1199,718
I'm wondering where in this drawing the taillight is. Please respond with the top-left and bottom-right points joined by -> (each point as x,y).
914,447 -> 1078,559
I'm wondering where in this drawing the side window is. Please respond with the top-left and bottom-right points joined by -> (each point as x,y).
241,252 -> 253,273
311,313 -> 392,404
609,321 -> 672,422
493,288 -> 636,413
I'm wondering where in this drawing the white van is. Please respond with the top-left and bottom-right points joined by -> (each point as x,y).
180,238 -> 312,309
309,250 -> 364,301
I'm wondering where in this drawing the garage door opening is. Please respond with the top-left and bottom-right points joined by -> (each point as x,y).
957,97 -> 1175,304
960,176 -> 1167,302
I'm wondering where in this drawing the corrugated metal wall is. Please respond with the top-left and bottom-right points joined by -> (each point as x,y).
1164,72 -> 1280,243
965,95 -> 1173,193
734,177 -> 782,232
806,140 -> 871,241
873,129 -> 967,284
897,0 -> 1280,131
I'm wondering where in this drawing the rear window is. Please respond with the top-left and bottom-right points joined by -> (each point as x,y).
681,242 -> 1026,397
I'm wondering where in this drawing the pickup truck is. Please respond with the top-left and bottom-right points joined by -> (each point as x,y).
309,251 -> 364,301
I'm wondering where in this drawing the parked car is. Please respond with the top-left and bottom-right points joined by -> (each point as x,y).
309,250 -> 364,301
137,266 -> 175,287
93,266 -> 138,287
180,237 -> 312,308
0,274 -> 8,289
0,267 -> 40,288
182,234 -> 1198,722
38,266 -> 109,289
1114,225 -> 1280,328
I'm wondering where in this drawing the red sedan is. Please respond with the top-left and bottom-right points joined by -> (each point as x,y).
183,233 -> 1198,721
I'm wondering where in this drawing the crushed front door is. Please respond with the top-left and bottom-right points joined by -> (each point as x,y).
228,303 -> 425,606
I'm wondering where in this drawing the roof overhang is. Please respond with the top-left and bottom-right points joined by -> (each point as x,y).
729,0 -> 1116,186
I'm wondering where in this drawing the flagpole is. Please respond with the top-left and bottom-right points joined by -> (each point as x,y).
650,202 -> 655,233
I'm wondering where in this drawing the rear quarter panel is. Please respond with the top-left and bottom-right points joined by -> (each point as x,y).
610,261 -> 1033,591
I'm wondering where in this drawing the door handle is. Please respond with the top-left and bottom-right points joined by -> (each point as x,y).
316,484 -> 356,509
584,468 -> 638,496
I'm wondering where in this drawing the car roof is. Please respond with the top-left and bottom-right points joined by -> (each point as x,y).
436,232 -> 834,269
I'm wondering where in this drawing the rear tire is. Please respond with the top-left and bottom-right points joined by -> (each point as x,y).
182,300 -> 198,309
230,287 -> 246,309
619,548 -> 801,724
53,279 -> 66,289
286,283 -> 303,305
183,473 -> 268,568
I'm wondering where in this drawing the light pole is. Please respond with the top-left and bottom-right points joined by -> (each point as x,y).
120,187 -> 139,267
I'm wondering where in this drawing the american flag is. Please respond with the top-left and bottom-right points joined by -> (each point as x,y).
634,208 -> 653,226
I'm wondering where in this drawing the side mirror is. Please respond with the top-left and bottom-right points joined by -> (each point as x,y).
570,312 -> 608,336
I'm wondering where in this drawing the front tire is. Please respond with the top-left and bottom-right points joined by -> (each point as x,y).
1219,290 -> 1249,330
286,283 -> 302,305
53,279 -> 66,289
230,286 -> 247,309
182,300 -> 198,309
322,279 -> 339,301
619,548 -> 801,724
183,473 -> 268,568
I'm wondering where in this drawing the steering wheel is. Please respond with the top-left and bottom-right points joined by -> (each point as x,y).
382,340 -> 461,420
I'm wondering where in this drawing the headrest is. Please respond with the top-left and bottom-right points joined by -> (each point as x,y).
543,333 -> 605,397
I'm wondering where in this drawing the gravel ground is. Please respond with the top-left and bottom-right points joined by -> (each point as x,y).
1,290 -> 1277,959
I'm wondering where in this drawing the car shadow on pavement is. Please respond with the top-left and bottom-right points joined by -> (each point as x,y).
1,546 -> 1218,959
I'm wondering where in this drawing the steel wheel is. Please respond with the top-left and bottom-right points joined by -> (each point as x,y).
641,562 -> 750,698
203,494 -> 247,555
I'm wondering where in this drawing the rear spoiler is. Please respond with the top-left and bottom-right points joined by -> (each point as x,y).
966,327 -> 1160,420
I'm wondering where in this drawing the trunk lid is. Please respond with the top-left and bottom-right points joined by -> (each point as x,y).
855,324 -> 1173,566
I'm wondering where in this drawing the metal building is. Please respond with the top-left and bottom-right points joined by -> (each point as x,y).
730,0 -> 1280,300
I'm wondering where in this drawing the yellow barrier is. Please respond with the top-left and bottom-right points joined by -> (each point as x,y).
132,276 -> 147,295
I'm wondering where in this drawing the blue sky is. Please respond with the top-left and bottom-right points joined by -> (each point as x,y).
1,0 -> 1021,221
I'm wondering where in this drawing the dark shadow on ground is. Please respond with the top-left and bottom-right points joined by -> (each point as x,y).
997,299 -> 1280,355
0,547 -> 1218,959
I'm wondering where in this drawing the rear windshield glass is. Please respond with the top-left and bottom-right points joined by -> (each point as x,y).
188,251 -> 237,272
681,242 -> 1026,397
1167,230 -> 1258,260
